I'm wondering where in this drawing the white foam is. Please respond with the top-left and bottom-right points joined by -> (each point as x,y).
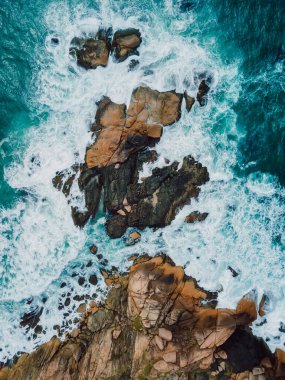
0,0 -> 284,360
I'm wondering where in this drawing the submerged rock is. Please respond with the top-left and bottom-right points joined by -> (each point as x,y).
112,28 -> 142,61
1,255 -> 278,380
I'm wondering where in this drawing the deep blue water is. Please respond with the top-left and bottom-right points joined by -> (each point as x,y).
0,0 -> 284,359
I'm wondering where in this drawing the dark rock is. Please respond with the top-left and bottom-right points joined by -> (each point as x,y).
70,28 -> 112,69
51,37 -> 59,44
228,266 -> 239,278
78,277 -> 85,286
185,211 -> 208,223
105,215 -> 127,238
20,306 -> 44,330
89,245 -> 98,255
112,28 -> 142,62
128,59 -> 139,71
64,298 -> 71,307
34,325 -> 43,335
89,275 -> 98,286
52,164 -> 80,197
197,78 -> 211,106
221,327 -> 273,373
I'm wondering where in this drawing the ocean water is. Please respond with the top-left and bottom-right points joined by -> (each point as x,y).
0,0 -> 284,360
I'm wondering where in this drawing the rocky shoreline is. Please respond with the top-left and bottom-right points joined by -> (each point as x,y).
1,26 -> 284,380
1,255 -> 285,379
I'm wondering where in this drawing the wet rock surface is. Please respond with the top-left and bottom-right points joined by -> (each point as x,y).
1,255 -> 280,380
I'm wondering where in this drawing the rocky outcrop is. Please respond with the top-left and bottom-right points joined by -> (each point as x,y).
1,255 -> 280,380
104,154 -> 209,237
70,27 -> 142,69
86,86 -> 182,169
53,86 -> 203,237
70,28 -> 112,69
112,28 -> 142,61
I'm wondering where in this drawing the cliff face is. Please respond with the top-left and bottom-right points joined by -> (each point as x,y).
1,255 -> 283,380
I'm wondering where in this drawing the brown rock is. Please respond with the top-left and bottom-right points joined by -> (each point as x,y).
130,231 -> 141,240
275,348 -> 285,377
86,88 -> 172,169
236,294 -> 257,323
112,28 -> 142,61
185,211 -> 208,223
127,86 -> 183,126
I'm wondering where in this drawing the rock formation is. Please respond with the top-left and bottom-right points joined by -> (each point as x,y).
53,85 -> 208,236
112,28 -> 142,61
1,255 -> 282,380
70,27 -> 142,69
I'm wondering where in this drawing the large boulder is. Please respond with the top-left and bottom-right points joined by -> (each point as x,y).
112,28 -> 142,61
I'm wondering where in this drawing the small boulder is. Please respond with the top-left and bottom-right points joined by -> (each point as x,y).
197,79 -> 210,106
185,211 -> 208,223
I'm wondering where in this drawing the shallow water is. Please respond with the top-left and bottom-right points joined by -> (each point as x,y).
0,0 -> 284,360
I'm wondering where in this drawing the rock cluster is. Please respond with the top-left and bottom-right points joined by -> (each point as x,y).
70,27 -> 142,69
53,85 -> 208,237
1,255 -> 282,380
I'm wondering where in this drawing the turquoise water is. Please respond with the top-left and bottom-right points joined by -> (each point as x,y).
0,0 -> 284,360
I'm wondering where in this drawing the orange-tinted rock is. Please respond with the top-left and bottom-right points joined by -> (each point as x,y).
127,86 -> 183,127
86,87 -> 178,169
93,97 -> 126,129
236,294 -> 257,323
